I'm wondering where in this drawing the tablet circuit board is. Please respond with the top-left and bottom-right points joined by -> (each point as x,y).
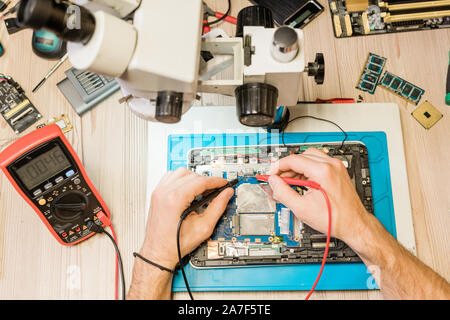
188,142 -> 374,268
330,0 -> 450,38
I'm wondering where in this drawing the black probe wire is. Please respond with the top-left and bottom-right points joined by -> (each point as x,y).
281,115 -> 348,151
103,229 -> 126,300
175,181 -> 238,300
203,0 -> 231,26
177,217 -> 194,300
88,220 -> 126,300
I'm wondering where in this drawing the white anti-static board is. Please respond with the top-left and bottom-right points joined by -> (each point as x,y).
147,103 -> 416,254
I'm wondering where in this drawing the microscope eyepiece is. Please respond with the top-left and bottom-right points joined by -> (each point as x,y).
17,0 -> 96,44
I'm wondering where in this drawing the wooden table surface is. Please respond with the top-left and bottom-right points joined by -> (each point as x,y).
0,0 -> 448,300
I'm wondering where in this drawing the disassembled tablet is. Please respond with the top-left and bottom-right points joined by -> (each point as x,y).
329,0 -> 450,38
188,142 -> 374,268
356,52 -> 387,94
380,71 -> 424,105
0,76 -> 41,134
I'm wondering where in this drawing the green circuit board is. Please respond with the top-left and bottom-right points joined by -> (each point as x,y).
380,71 -> 424,105
188,142 -> 374,268
356,53 -> 386,94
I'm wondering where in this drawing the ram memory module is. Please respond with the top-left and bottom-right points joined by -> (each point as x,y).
380,71 -> 424,105
356,53 -> 387,94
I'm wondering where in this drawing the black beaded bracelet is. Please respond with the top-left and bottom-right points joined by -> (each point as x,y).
133,252 -> 177,274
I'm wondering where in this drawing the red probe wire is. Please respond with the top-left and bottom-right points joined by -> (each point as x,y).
256,175 -> 332,300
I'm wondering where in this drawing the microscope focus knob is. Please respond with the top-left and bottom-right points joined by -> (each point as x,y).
236,5 -> 274,37
155,91 -> 184,124
306,53 -> 325,85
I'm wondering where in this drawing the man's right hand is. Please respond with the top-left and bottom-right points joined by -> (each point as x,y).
268,147 -> 371,246
269,147 -> 450,299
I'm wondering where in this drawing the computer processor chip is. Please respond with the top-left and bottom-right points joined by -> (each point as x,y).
411,101 -> 443,129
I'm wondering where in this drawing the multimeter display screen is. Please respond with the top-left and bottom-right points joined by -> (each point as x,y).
15,145 -> 71,190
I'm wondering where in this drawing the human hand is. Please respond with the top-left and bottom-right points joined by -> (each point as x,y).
140,168 -> 234,269
268,148 -> 371,245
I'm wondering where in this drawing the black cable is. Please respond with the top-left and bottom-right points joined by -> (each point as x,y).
175,180 -> 238,301
103,229 -> 126,300
87,221 -> 126,300
281,114 -> 348,151
203,0 -> 231,26
176,217 -> 194,300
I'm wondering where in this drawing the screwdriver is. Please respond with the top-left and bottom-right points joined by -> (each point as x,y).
32,53 -> 68,93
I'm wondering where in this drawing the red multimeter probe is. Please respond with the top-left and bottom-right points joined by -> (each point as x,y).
0,124 -> 121,299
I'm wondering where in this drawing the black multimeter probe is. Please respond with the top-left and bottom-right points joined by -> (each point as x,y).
176,179 -> 239,300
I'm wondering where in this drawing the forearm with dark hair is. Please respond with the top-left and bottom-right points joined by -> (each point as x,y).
349,214 -> 450,300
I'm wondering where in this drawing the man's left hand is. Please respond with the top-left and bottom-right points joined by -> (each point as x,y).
139,168 -> 234,270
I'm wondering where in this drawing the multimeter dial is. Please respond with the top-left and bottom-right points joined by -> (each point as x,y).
52,191 -> 88,222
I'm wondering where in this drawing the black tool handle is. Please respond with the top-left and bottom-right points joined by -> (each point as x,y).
180,179 -> 239,221
446,65 -> 450,94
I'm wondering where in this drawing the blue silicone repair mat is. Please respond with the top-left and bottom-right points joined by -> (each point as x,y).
167,131 -> 395,291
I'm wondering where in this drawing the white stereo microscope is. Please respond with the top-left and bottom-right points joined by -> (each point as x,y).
17,0 -> 324,127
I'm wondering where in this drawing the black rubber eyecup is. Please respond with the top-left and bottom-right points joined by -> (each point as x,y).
235,82 -> 278,127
